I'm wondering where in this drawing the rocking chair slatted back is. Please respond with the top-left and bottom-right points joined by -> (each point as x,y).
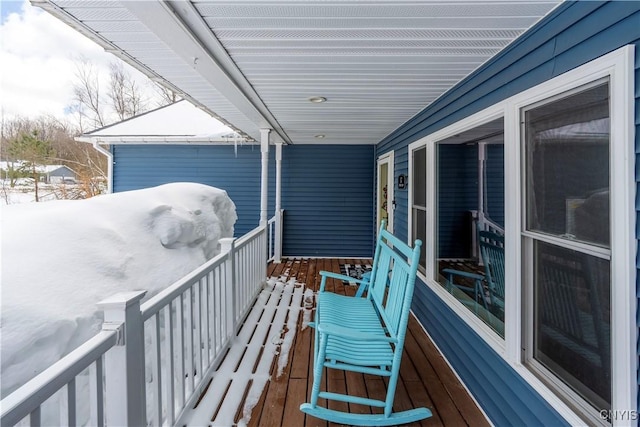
479,231 -> 505,310
369,230 -> 416,339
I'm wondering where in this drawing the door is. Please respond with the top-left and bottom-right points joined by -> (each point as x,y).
377,152 -> 394,233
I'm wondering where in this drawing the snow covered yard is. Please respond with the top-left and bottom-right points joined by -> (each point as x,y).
0,179 -> 100,205
1,183 -> 237,399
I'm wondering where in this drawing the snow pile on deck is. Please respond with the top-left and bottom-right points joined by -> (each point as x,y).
0,183 -> 237,398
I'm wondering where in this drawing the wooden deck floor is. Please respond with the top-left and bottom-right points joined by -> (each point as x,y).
245,257 -> 490,427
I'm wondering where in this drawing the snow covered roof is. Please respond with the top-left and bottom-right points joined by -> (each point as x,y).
77,100 -> 245,145
37,165 -> 75,174
0,162 -> 75,174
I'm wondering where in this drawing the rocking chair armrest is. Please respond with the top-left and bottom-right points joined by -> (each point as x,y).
442,268 -> 484,281
319,270 -> 368,293
317,322 -> 397,343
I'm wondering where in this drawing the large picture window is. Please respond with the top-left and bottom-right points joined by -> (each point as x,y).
522,81 -> 612,416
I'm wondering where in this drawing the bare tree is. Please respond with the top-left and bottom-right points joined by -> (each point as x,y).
71,56 -> 154,130
109,62 -> 146,120
153,81 -> 181,107
72,56 -> 106,129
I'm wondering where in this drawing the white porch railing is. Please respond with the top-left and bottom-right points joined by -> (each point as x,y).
1,220 -> 271,427
267,209 -> 283,263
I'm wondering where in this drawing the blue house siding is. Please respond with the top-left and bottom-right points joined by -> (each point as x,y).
112,144 -> 275,238
281,145 -> 375,257
376,2 -> 640,424
113,144 -> 375,257
412,280 -> 569,427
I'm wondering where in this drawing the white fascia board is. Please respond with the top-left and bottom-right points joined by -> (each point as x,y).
121,1 -> 289,145
75,135 -> 251,145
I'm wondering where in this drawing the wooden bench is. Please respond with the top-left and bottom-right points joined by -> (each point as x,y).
300,221 -> 432,426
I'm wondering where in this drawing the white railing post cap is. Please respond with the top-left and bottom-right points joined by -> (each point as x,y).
220,237 -> 235,252
97,290 -> 147,310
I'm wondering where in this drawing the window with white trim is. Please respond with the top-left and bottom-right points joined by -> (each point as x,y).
407,45 -> 634,425
521,81 -> 612,419
411,146 -> 427,272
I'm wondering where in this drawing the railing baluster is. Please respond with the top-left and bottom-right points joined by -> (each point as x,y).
199,280 -> 206,373
219,265 -> 225,343
212,268 -> 219,354
177,294 -> 185,409
151,314 -> 162,426
186,287 -> 194,393
211,268 -> 216,353
67,378 -> 76,427
204,274 -> 211,364
89,362 -> 97,427
237,249 -> 243,322
164,303 -> 175,425
194,281 -> 202,383
234,253 -> 238,331
95,357 -> 104,427
219,265 -> 225,344
29,406 -> 40,427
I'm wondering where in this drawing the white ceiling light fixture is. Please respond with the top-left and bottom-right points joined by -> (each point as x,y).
314,134 -> 326,139
308,96 -> 327,103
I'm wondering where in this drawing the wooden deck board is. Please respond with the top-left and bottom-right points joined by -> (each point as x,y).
241,258 -> 490,426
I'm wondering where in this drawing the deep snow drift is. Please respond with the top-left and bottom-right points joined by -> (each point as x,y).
0,183 -> 237,397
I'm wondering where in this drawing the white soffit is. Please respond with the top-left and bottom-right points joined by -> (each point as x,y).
35,0 -> 561,145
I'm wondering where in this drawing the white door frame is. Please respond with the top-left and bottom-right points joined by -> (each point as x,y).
377,151 -> 394,233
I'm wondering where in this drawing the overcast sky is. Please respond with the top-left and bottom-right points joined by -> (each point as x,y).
0,0 -> 156,126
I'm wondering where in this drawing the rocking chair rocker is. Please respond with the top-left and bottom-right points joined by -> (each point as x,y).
300,221 -> 432,426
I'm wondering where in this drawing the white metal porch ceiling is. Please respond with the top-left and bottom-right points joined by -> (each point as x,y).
35,0 -> 562,145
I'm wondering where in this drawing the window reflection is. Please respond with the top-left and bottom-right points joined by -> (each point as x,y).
525,83 -> 610,248
434,118 -> 505,336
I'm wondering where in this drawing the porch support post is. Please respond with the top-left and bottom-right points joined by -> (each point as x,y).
478,142 -> 486,222
98,290 -> 147,427
260,128 -> 271,227
275,142 -> 283,262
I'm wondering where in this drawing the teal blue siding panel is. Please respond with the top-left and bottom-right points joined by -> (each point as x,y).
377,1 -> 640,424
112,144 -> 275,238
113,144 -> 374,257
393,148 -> 409,241
412,281 -> 569,426
281,145 -> 375,257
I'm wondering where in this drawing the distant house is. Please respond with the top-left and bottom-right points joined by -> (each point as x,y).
0,161 -> 76,184
36,165 -> 76,184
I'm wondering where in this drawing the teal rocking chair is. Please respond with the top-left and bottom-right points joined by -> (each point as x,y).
443,230 -> 504,319
478,231 -> 505,318
300,221 -> 432,426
